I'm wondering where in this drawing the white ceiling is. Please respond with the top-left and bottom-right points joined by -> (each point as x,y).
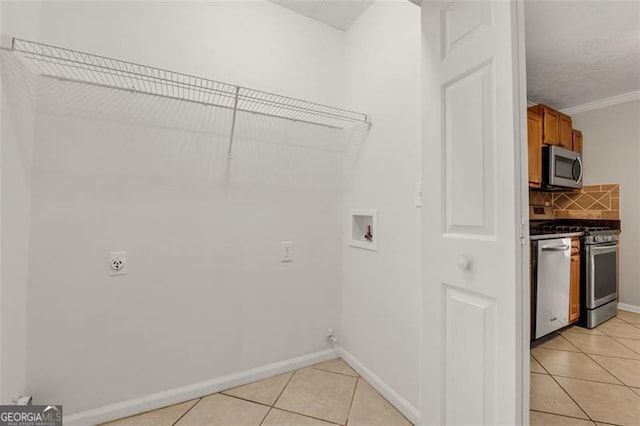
525,0 -> 640,110
267,0 -> 374,31
269,1 -> 639,110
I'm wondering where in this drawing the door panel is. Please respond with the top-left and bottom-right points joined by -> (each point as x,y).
441,1 -> 493,58
444,61 -> 495,235
444,285 -> 495,424
421,0 -> 526,424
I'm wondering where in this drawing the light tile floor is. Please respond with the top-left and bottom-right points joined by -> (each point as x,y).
104,358 -> 412,426
530,311 -> 640,426
103,311 -> 640,426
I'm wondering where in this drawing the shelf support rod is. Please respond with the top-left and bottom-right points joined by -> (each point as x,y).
227,86 -> 240,159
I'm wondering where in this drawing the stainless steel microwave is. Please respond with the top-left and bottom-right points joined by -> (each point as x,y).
542,145 -> 583,190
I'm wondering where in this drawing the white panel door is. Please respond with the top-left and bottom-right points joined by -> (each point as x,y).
421,0 -> 528,425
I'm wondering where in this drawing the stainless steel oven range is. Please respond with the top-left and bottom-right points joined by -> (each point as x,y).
583,229 -> 620,328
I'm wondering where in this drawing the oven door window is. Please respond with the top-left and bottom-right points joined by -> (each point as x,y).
593,248 -> 618,303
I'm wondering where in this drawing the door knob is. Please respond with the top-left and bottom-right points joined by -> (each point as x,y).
457,255 -> 471,270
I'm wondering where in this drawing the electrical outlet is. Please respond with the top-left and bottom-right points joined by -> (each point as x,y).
281,241 -> 293,262
109,251 -> 127,276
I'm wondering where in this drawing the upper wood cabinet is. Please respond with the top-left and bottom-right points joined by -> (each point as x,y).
559,113 -> 573,149
572,129 -> 583,153
527,104 -> 583,188
527,110 -> 543,188
529,104 -> 560,146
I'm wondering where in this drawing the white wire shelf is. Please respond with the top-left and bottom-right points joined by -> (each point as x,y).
5,37 -> 370,157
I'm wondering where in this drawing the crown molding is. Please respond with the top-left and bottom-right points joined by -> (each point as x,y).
561,90 -> 640,115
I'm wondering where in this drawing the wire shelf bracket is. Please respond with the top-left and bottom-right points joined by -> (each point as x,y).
1,36 -> 371,158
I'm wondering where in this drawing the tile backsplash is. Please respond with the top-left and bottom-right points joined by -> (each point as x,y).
529,184 -> 620,220
529,191 -> 553,208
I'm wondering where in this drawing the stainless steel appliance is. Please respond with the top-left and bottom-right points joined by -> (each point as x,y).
542,146 -> 583,190
531,235 -> 575,339
530,222 -> 620,331
583,230 -> 619,328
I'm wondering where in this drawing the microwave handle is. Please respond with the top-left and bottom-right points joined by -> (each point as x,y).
574,156 -> 583,184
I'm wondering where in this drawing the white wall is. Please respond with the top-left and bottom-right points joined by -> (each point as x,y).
0,1 -> 41,404
3,1 -> 348,415
573,99 -> 640,307
342,0 -> 421,411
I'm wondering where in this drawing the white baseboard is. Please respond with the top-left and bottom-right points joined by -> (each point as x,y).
336,347 -> 421,425
618,303 -> 640,314
64,348 -> 337,426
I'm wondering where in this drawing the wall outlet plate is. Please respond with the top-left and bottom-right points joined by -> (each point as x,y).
415,182 -> 423,207
109,251 -> 127,276
281,241 -> 293,262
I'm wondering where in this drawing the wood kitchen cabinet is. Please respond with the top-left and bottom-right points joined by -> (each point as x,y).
528,104 -> 574,150
559,113 -> 573,149
569,238 -> 580,323
572,129 -> 583,153
529,104 -> 560,146
527,110 -> 543,188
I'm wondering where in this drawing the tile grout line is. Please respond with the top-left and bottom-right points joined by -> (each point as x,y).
222,393 -> 273,409
258,406 -> 272,426
547,371 -> 593,422
531,349 -> 631,387
529,352 -> 551,375
536,346 -> 640,361
558,317 -> 639,424
609,333 -> 640,351
267,362 -> 360,425
311,366 -> 360,379
532,332 -> 593,421
582,352 -> 639,390
171,398 -> 203,426
539,328 -> 640,360
344,377 -> 360,426
532,317 -> 640,426
258,370 -> 298,426
271,369 -> 297,408
268,406 -> 344,425
260,368 -> 345,425
529,409 -> 600,424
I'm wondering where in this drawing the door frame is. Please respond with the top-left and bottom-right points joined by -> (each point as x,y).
513,0 -> 531,423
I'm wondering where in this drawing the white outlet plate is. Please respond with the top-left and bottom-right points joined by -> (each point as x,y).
281,241 -> 293,262
109,251 -> 127,276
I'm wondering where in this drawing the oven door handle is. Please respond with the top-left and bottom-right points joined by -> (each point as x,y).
541,244 -> 570,251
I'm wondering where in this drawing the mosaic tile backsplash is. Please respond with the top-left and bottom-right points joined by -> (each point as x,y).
529,184 -> 620,220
